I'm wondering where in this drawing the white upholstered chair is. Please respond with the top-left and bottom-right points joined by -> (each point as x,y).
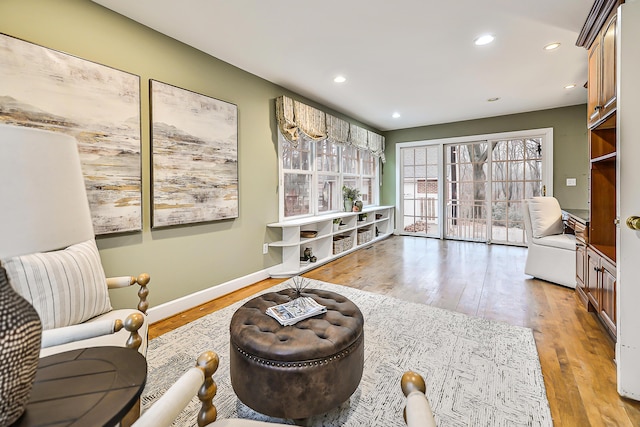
522,196 -> 576,288
134,351 -> 437,427
0,124 -> 150,358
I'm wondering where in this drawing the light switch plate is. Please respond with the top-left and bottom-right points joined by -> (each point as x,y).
566,178 -> 577,186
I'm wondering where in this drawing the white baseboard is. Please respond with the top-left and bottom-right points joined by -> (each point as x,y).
146,269 -> 271,324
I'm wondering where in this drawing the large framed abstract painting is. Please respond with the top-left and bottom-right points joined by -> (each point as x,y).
0,33 -> 142,234
150,80 -> 238,227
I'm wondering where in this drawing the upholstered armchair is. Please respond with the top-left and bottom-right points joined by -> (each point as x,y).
133,351 -> 437,427
522,196 -> 576,288
0,124 -> 150,358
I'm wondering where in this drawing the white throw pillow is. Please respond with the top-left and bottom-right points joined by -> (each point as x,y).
528,197 -> 564,238
2,239 -> 112,330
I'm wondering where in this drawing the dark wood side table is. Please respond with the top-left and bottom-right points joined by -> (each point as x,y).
12,346 -> 146,427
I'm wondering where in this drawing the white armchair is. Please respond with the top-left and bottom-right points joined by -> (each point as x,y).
134,351 -> 292,427
0,124 -> 150,358
522,196 -> 576,288
134,351 -> 437,427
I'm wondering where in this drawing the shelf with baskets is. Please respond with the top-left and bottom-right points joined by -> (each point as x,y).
266,205 -> 395,277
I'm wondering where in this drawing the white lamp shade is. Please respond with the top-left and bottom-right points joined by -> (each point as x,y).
0,124 -> 94,258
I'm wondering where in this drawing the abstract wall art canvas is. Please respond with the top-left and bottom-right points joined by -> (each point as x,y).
150,80 -> 238,227
0,34 -> 142,234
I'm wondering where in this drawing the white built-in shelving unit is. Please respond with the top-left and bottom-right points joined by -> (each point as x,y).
267,205 -> 395,278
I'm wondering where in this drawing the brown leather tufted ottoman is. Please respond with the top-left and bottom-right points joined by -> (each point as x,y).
229,288 -> 364,420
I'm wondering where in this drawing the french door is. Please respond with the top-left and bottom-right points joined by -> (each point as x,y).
398,129 -> 551,246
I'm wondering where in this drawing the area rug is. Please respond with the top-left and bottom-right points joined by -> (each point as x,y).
142,280 -> 552,426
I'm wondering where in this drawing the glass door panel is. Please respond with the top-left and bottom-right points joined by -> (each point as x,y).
489,138 -> 543,245
400,146 -> 439,237
445,142 -> 489,242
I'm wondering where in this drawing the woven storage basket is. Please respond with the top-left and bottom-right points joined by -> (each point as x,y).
333,237 -> 344,255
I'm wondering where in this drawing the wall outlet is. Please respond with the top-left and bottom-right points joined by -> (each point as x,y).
566,178 -> 577,186
263,243 -> 269,254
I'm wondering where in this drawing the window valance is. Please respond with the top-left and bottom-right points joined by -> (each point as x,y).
276,95 -> 385,162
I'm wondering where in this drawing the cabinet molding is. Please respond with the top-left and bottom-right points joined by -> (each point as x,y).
576,0 -> 623,49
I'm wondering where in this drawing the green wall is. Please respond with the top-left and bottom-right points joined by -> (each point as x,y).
381,104 -> 589,210
0,0 -> 376,308
0,0 -> 589,310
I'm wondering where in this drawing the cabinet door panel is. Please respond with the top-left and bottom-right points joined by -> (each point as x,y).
600,14 -> 617,118
587,39 -> 601,126
600,258 -> 617,336
576,243 -> 586,289
586,249 -> 601,312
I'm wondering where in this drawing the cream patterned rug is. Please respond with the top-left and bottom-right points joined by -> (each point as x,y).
143,280 -> 552,426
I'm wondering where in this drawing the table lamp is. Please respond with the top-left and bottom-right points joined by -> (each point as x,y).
0,123 -> 90,425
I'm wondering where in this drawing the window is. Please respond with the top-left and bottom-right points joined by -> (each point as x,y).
282,138 -> 312,217
279,132 -> 379,220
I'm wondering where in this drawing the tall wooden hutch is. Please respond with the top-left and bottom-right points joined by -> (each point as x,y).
575,0 -> 623,339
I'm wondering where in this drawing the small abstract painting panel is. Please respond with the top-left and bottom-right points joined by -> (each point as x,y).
0,34 -> 142,234
150,80 -> 238,227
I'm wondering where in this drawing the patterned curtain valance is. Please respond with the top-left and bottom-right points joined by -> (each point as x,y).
367,130 -> 386,163
348,124 -> 368,150
276,95 -> 385,162
326,114 -> 350,145
276,96 -> 326,146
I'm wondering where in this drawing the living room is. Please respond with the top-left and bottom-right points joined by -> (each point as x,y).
2,0 -> 640,426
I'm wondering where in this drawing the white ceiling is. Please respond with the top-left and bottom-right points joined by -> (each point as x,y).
92,0 -> 593,131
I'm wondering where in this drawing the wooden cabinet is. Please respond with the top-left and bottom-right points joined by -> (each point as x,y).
566,212 -> 590,306
584,3 -> 621,128
599,256 -> 617,335
587,38 -> 601,125
586,247 -> 602,312
266,206 -> 395,278
600,14 -> 618,120
585,247 -> 617,338
577,0 -> 622,341
571,217 -> 588,304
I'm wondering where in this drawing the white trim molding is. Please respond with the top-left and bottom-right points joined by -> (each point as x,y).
146,268 -> 271,324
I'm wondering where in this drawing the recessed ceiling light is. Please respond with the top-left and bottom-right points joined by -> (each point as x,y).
392,112 -> 401,119
564,84 -> 576,89
544,42 -> 561,50
487,97 -> 500,102
333,75 -> 346,83
474,34 -> 495,46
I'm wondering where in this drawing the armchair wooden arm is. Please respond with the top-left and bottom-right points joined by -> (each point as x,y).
41,312 -> 145,351
133,351 -> 218,427
107,273 -> 150,314
402,371 -> 436,427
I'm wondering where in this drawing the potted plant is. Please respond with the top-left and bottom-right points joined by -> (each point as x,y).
342,185 -> 361,212
333,218 -> 341,232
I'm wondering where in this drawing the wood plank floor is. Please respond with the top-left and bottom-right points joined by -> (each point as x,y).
149,235 -> 640,427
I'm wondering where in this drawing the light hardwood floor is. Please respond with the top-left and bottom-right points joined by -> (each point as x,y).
150,235 -> 640,427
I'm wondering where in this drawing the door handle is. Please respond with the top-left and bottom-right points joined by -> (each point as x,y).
627,216 -> 640,230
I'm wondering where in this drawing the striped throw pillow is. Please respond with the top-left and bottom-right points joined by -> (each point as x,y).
2,239 -> 112,330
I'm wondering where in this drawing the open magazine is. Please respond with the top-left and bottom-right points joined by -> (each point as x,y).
266,296 -> 327,326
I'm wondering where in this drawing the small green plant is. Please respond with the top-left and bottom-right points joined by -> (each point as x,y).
333,218 -> 341,224
342,185 -> 361,201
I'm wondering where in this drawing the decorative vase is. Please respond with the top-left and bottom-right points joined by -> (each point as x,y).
303,247 -> 312,260
0,266 -> 42,426
344,199 -> 354,212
